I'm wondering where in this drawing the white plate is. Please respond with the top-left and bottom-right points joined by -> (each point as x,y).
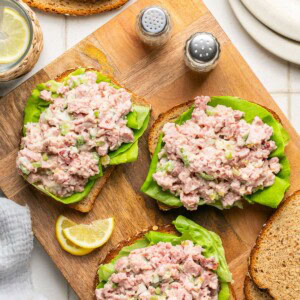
241,0 -> 300,43
229,0 -> 300,65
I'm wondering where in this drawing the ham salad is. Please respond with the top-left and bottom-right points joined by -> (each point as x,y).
17,71 -> 134,197
153,96 -> 281,210
96,241 -> 220,300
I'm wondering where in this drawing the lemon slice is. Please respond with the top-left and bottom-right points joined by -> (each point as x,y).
56,215 -> 94,256
63,218 -> 114,249
0,8 -> 30,64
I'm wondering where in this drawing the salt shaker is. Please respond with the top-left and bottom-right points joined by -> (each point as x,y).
136,6 -> 172,47
184,32 -> 220,73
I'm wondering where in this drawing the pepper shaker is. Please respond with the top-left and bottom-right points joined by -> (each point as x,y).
136,6 -> 172,47
184,32 -> 220,73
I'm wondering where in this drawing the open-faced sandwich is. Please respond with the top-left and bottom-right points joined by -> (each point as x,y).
16,67 -> 151,212
95,216 -> 233,300
141,96 -> 290,211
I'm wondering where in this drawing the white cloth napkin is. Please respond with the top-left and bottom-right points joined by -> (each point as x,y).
0,197 -> 46,300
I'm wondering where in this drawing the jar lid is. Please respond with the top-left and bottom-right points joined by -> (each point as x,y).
187,32 -> 219,63
140,6 -> 168,35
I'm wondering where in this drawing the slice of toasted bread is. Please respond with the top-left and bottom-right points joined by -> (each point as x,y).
25,67 -> 148,212
147,100 -> 282,211
244,276 -> 272,300
23,0 -> 129,16
249,191 -> 300,299
94,224 -> 236,299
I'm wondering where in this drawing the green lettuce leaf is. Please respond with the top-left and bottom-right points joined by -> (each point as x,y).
109,140 -> 138,165
22,68 -> 150,204
33,179 -> 95,204
218,283 -> 231,300
23,88 -> 50,134
108,112 -> 150,163
96,215 -> 231,299
141,96 -> 290,209
127,105 -> 150,130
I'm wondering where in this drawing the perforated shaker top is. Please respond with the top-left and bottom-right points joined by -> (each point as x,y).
188,32 -> 219,63
141,7 -> 168,35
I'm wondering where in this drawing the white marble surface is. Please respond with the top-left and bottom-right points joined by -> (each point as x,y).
1,0 -> 300,299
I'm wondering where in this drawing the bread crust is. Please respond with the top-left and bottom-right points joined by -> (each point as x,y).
244,276 -> 273,300
249,191 -> 300,299
22,67 -> 149,212
22,0 -> 129,16
94,225 -> 236,299
147,99 -> 283,211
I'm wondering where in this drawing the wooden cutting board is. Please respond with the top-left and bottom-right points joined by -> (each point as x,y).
0,0 -> 299,299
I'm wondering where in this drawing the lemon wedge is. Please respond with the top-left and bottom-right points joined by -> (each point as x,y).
0,8 -> 30,64
55,215 -> 94,256
63,218 -> 114,249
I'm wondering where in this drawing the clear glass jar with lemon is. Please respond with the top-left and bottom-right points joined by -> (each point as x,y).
0,0 -> 43,81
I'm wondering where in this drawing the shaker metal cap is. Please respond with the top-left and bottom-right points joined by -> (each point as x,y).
188,32 -> 219,63
140,6 -> 168,35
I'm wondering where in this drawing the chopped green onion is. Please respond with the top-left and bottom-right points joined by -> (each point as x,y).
19,164 -> 30,175
199,172 -> 215,181
76,136 -> 85,147
42,153 -> 49,161
180,148 -> 190,166
225,151 -> 233,160
206,108 -> 216,116
32,162 -> 41,168
96,141 -> 105,147
243,133 -> 249,141
155,287 -> 161,295
93,152 -> 99,161
158,161 -> 174,173
79,77 -> 89,85
209,192 -> 220,201
59,122 -> 70,136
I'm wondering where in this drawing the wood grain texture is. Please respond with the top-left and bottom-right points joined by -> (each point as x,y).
0,0 -> 299,299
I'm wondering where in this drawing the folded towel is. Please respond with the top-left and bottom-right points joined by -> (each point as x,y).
0,197 -> 46,300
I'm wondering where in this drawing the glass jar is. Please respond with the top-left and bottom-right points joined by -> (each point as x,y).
0,0 -> 43,82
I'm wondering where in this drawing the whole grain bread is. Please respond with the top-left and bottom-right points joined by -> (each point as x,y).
94,224 -> 236,299
23,0 -> 129,16
25,67 -> 149,212
147,99 -> 282,211
249,191 -> 300,299
244,276 -> 272,300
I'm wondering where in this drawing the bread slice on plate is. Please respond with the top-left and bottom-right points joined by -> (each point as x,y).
244,276 -> 272,300
23,0 -> 129,16
147,99 -> 284,211
249,191 -> 300,299
20,68 -> 150,213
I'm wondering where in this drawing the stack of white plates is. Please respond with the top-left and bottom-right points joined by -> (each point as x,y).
229,0 -> 300,64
